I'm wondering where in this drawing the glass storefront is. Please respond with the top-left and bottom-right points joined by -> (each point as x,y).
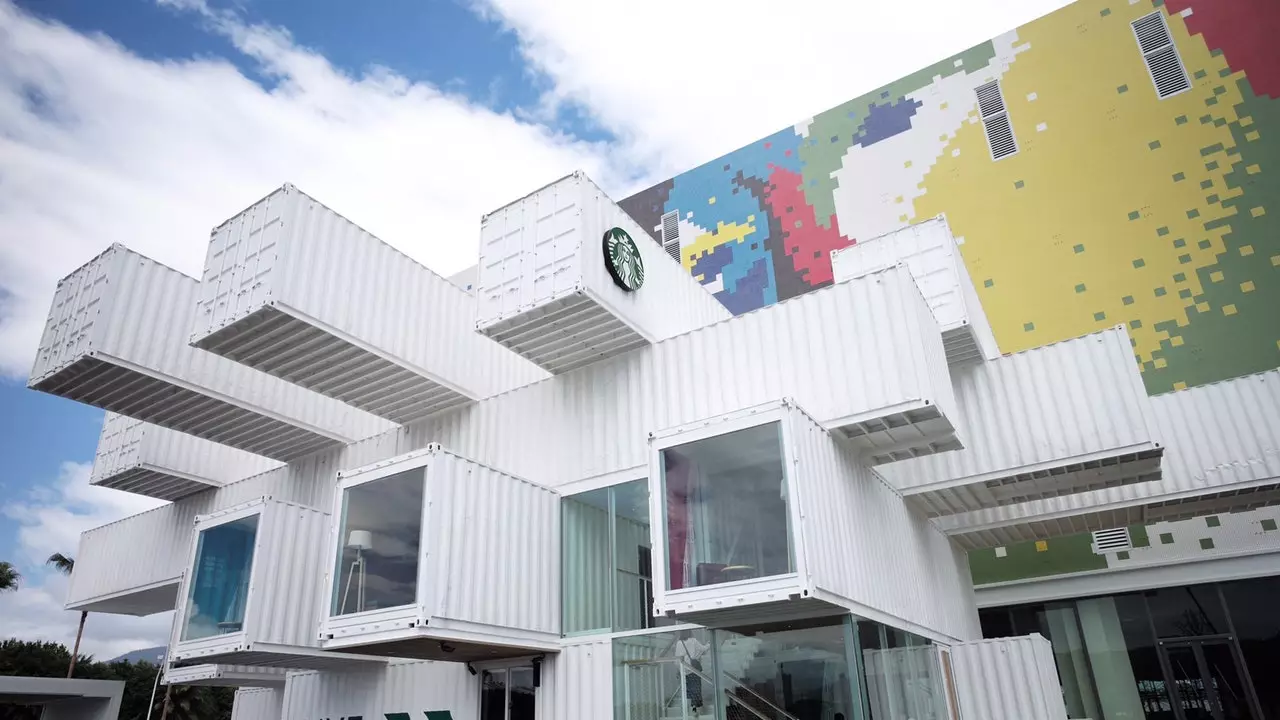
563,479 -> 671,634
660,421 -> 794,590
980,576 -> 1278,720
613,616 -> 951,720
330,467 -> 425,616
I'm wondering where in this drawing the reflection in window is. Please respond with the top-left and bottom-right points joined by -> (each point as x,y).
183,514 -> 259,641
562,479 -> 668,634
722,617 -> 857,720
661,422 -> 793,590
859,620 -> 946,720
331,468 -> 424,616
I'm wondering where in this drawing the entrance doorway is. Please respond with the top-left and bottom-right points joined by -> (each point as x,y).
1158,637 -> 1261,720
481,666 -> 536,720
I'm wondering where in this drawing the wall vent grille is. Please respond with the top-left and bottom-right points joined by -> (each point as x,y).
1091,527 -> 1134,554
1132,12 -> 1191,99
660,210 -> 681,263
974,81 -> 1019,160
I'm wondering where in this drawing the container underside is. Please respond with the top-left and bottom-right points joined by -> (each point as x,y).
91,466 -> 219,502
827,401 -> 961,464
478,292 -> 648,374
1144,481 -> 1280,523
66,578 -> 180,616
663,596 -> 847,629
193,305 -> 473,424
165,665 -> 287,689
906,445 -> 1165,517
172,644 -> 387,671
323,635 -> 558,664
30,356 -> 341,461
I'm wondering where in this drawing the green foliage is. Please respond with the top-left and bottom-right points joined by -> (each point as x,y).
0,639 -> 233,720
0,562 -> 19,593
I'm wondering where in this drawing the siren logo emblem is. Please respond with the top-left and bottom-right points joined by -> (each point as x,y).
603,227 -> 644,292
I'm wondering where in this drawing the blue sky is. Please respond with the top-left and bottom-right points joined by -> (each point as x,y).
0,0 -> 1069,656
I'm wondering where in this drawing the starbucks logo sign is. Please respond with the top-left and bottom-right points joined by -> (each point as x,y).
603,227 -> 644,292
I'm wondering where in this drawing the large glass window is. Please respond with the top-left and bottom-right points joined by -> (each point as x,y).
722,617 -> 858,720
183,514 -> 259,641
562,479 -> 668,634
661,421 -> 793,590
859,620 -> 948,720
331,468 -> 424,616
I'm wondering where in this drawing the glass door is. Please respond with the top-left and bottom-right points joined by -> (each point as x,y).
481,667 -> 536,720
1159,638 -> 1260,720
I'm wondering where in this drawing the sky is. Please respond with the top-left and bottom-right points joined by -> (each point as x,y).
0,0 -> 1070,659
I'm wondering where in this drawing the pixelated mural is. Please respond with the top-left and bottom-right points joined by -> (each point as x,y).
619,0 -> 1280,394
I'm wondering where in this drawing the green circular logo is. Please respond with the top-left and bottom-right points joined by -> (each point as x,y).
603,227 -> 644,292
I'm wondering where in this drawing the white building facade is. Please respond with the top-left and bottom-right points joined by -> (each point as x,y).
29,171 -> 1277,720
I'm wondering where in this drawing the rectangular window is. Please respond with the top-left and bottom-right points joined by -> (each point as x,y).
183,514 -> 259,641
661,421 -> 793,590
1132,12 -> 1191,99
331,467 -> 425,617
562,479 -> 667,634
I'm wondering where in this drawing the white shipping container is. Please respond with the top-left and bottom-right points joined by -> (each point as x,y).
66,446 -> 351,614
281,661 -> 477,720
477,172 -> 730,374
164,664 -> 287,688
934,369 -> 1280,548
949,635 -> 1068,720
230,688 -> 283,720
171,497 -> 386,670
831,216 -> 999,364
646,399 -> 979,643
388,265 -> 961,489
320,446 -> 560,661
190,185 -> 547,424
92,413 -> 282,501
28,245 -> 395,461
878,328 -> 1163,516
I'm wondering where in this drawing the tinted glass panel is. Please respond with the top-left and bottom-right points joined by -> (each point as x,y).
662,422 -> 792,590
1146,585 -> 1228,638
562,487 -> 612,634
331,468 -> 424,616
1221,576 -> 1280,719
183,514 -> 259,641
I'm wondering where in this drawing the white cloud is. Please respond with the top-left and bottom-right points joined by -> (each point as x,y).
0,0 -> 623,378
1,462 -> 171,659
471,0 -> 1072,177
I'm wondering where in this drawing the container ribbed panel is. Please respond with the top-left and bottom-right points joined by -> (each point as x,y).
950,635 -> 1068,720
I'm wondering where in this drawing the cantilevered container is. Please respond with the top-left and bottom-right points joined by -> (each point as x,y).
189,185 -> 547,423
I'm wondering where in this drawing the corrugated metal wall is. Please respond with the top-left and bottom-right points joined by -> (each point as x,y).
538,639 -> 614,720
933,368 -> 1280,531
194,185 -> 547,402
393,267 -> 953,489
67,446 -> 349,612
92,413 -> 282,488
427,451 -> 560,636
280,661 -> 477,720
877,328 -> 1155,490
30,245 -> 395,456
230,688 -> 283,720
790,405 -> 980,643
249,501 -> 331,649
950,635 -> 1068,720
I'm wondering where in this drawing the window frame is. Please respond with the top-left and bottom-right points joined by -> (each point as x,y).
323,449 -> 433,633
177,502 -> 266,651
647,402 -> 807,613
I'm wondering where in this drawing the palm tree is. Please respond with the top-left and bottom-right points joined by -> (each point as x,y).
0,561 -> 19,592
46,553 -> 87,678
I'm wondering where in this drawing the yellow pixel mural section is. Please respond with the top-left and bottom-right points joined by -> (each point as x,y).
620,0 -> 1279,394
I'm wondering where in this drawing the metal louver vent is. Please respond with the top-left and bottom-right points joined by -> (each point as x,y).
660,210 -> 681,263
1132,12 -> 1191,99
974,80 -> 1018,161
1091,527 -> 1134,554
